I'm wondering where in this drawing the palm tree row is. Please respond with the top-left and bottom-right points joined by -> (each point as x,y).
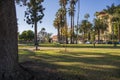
54,2 -> 120,44
53,0 -> 78,44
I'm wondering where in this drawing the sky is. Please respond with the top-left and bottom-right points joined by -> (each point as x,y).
16,0 -> 120,35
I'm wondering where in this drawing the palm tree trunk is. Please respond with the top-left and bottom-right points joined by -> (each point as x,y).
73,14 -> 74,44
0,0 -> 33,80
76,0 -> 80,44
88,33 -> 90,41
58,25 -> 60,43
118,24 -> 120,42
70,14 -> 73,44
83,31 -> 85,43
98,30 -> 100,43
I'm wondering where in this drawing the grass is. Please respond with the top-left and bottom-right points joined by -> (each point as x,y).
19,43 -> 120,48
19,47 -> 120,80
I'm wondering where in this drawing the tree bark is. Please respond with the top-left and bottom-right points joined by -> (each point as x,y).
0,0 -> 34,80
57,25 -> 60,43
118,24 -> 120,42
98,30 -> 100,43
34,21 -> 38,50
70,13 -> 73,44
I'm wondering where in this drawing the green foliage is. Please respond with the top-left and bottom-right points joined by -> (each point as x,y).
79,19 -> 92,41
104,4 -> 120,41
19,30 -> 34,41
24,0 -> 45,25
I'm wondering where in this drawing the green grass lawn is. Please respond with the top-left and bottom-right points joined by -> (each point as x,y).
19,47 -> 120,80
19,43 -> 120,48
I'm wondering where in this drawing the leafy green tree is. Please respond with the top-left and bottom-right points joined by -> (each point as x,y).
19,30 -> 27,41
19,30 -> 34,41
27,30 -> 34,41
24,0 -> 45,50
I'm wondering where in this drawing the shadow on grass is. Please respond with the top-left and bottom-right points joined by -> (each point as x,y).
19,49 -> 120,80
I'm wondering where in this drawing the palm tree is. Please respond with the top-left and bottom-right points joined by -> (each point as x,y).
79,20 -> 92,42
112,5 -> 120,42
59,0 -> 69,43
68,0 -> 78,44
58,8 -> 66,43
104,4 -> 118,42
84,13 -> 92,41
54,7 -> 66,43
53,17 -> 60,43
76,0 -> 80,44
94,18 -> 108,43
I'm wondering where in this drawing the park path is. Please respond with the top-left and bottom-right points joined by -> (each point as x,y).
19,46 -> 66,51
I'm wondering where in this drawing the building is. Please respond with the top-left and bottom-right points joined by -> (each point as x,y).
96,11 -> 113,41
52,35 -> 58,42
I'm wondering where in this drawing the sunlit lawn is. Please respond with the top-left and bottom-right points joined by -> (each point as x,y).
19,47 -> 120,80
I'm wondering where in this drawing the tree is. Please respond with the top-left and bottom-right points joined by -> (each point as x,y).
46,33 -> 52,43
68,0 -> 78,44
94,18 -> 108,43
84,13 -> 92,41
19,30 -> 28,41
54,8 -> 66,43
0,0 -> 33,80
103,4 -> 120,46
79,20 -> 92,42
27,30 -> 34,41
53,9 -> 62,43
38,28 -> 46,43
53,17 -> 60,43
19,30 -> 34,41
59,0 -> 69,44
76,0 -> 80,44
24,0 -> 45,50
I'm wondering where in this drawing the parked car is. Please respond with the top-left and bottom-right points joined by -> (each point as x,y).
85,41 -> 91,44
95,40 -> 103,44
107,41 -> 112,44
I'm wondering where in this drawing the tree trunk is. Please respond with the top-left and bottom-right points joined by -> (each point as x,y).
34,21 -> 38,50
0,0 -> 34,80
57,25 -> 60,43
72,14 -> 74,44
118,24 -> 120,42
98,30 -> 100,43
70,14 -> 73,44
64,6 -> 68,44
76,0 -> 80,44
